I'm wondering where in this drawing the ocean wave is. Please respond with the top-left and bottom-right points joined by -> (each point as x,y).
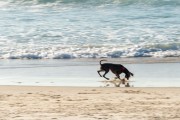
1,0 -> 179,60
0,43 -> 179,59
2,0 -> 180,6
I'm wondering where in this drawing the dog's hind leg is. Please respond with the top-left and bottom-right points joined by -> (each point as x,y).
103,69 -> 110,80
97,70 -> 103,77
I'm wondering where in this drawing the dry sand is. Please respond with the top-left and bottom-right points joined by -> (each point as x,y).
0,86 -> 180,120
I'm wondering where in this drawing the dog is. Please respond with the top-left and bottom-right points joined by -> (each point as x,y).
97,60 -> 134,80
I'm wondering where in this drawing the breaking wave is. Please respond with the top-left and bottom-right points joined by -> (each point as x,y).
0,43 -> 179,59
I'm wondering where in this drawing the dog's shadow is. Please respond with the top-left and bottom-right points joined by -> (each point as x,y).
101,78 -> 133,87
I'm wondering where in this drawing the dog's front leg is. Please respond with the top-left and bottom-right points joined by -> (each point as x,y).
115,74 -> 121,80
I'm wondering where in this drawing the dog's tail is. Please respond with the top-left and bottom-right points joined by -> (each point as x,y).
99,60 -> 107,65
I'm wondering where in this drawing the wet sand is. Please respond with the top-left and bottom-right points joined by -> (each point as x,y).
0,58 -> 180,87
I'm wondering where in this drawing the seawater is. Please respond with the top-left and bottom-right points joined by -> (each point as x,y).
0,60 -> 180,87
0,0 -> 180,59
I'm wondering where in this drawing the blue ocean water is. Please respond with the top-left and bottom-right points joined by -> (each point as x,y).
0,0 -> 180,59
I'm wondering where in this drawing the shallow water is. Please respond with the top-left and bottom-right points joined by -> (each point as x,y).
0,59 -> 179,87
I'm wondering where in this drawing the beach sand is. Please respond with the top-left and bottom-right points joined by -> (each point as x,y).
0,86 -> 180,120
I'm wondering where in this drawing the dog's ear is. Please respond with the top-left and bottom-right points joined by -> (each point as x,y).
130,72 -> 134,76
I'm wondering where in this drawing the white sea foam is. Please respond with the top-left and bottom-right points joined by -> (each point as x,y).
0,44 -> 179,59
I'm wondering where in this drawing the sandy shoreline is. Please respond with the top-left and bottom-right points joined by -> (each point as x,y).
0,86 -> 180,120
0,59 -> 180,87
